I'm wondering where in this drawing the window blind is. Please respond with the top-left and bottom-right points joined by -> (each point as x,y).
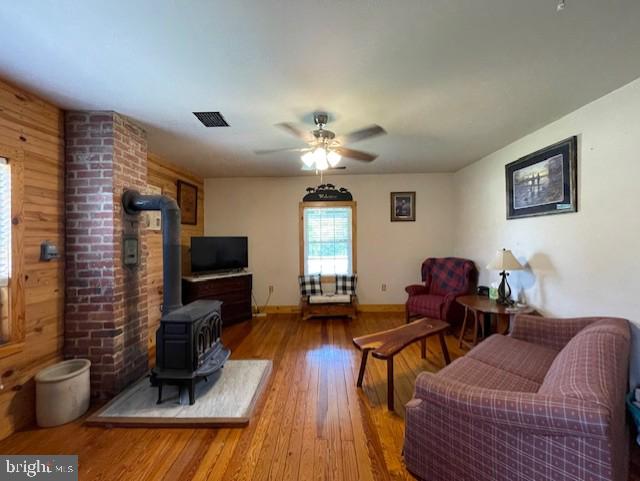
303,207 -> 352,275
0,158 -> 10,287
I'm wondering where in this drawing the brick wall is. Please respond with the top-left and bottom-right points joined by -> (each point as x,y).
65,111 -> 148,398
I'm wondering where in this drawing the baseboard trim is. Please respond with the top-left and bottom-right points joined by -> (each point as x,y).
262,306 -> 300,314
261,304 -> 405,314
357,304 -> 405,313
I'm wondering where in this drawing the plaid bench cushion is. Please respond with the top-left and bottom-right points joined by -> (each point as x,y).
335,274 -> 357,295
299,274 -> 322,296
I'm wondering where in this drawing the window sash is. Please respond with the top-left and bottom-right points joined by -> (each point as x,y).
303,206 -> 353,276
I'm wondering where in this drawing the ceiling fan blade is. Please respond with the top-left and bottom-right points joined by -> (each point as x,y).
254,147 -> 309,155
336,124 -> 386,144
276,122 -> 315,143
334,146 -> 378,162
301,166 -> 346,172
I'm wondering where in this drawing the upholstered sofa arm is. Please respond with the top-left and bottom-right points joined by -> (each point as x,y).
405,284 -> 429,296
412,372 -> 610,438
510,315 -> 606,351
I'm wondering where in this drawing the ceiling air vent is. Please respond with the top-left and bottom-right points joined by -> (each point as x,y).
193,111 -> 229,127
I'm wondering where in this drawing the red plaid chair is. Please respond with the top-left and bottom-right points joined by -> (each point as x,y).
405,257 -> 477,324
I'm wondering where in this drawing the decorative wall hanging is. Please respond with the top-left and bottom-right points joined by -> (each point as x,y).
303,184 -> 353,202
390,192 -> 416,222
505,136 -> 577,219
177,180 -> 198,225
144,185 -> 163,231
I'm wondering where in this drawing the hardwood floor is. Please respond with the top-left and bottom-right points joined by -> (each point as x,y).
0,313 -> 454,480
0,312 -> 638,480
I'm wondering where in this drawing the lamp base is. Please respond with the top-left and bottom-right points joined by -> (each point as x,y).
497,271 -> 513,305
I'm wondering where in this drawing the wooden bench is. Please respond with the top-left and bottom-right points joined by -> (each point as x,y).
352,318 -> 451,411
300,295 -> 358,321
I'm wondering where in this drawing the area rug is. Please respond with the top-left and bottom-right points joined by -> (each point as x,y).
86,359 -> 272,428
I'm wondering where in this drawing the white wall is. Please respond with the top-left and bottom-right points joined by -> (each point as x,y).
204,174 -> 456,306
453,77 -> 640,385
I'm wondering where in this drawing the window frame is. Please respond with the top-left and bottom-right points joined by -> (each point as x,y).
0,144 -> 25,358
298,201 -> 357,279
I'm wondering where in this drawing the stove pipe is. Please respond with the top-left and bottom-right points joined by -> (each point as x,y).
122,190 -> 183,315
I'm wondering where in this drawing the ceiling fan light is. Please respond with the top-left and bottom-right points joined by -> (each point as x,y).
315,152 -> 329,171
327,151 -> 341,167
313,147 -> 326,161
301,151 -> 314,167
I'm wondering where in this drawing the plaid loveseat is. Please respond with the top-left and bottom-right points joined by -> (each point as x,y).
404,315 -> 630,481
405,257 -> 477,324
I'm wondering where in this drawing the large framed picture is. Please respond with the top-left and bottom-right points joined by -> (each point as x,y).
390,192 -> 416,222
505,136 -> 577,220
177,180 -> 198,225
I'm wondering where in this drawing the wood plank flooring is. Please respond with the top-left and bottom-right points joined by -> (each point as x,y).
0,312 -> 639,480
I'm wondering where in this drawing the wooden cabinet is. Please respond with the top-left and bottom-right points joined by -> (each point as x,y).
182,273 -> 252,325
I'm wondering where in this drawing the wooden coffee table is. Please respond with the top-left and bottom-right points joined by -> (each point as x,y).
352,318 -> 450,411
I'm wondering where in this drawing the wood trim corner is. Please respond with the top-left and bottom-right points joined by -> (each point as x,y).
0,144 -> 25,352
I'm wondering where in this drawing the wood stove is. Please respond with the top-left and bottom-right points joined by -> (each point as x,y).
151,299 -> 230,404
122,190 -> 231,405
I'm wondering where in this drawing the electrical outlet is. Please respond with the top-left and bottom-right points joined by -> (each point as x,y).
381,283 -> 387,292
268,285 -> 274,294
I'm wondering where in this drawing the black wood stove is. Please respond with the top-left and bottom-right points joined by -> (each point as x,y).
151,299 -> 230,404
122,190 -> 230,405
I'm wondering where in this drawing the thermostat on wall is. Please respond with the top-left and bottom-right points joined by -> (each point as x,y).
40,241 -> 59,261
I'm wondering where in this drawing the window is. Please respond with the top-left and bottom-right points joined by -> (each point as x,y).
0,149 -> 25,353
299,202 -> 357,276
0,158 -> 10,344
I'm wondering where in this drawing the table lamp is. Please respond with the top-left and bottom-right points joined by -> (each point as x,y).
487,249 -> 524,305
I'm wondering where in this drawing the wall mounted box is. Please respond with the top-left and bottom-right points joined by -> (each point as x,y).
122,236 -> 139,266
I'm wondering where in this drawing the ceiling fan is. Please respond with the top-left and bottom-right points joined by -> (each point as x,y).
254,112 -> 386,171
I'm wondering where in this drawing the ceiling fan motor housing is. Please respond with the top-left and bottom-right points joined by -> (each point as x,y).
313,112 -> 329,126
313,129 -> 335,141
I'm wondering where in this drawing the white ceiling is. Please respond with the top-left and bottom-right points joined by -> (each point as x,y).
1,1 -> 640,177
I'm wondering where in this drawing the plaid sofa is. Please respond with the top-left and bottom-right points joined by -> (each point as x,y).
404,315 -> 630,481
405,257 -> 477,324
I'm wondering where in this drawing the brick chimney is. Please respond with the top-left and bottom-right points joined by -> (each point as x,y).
64,111 -> 149,398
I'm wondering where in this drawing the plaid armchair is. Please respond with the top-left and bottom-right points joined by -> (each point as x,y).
403,315 -> 631,481
405,257 -> 477,324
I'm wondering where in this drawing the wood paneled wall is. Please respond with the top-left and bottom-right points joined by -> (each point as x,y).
0,79 -> 204,440
146,153 -> 204,361
0,79 -> 65,440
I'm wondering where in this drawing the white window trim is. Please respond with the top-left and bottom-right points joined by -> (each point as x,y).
298,201 -> 357,278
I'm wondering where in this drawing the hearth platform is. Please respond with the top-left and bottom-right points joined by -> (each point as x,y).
86,360 -> 272,428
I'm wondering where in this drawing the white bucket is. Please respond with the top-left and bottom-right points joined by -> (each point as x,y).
35,359 -> 91,427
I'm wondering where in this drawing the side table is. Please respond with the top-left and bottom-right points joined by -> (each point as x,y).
456,295 -> 536,349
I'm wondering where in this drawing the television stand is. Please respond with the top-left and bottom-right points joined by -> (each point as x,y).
183,270 -> 250,282
182,272 -> 252,325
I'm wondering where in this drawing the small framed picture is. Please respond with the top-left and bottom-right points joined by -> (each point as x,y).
390,192 -> 416,222
177,180 -> 198,225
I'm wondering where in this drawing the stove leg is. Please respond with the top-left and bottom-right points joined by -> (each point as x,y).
189,381 -> 195,405
157,381 -> 163,405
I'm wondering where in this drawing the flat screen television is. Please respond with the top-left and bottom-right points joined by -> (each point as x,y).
191,236 -> 248,274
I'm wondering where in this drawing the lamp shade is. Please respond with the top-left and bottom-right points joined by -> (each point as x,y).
487,249 -> 524,271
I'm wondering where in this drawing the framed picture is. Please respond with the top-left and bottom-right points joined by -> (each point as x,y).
390,192 -> 416,222
177,180 -> 198,225
144,185 -> 163,231
506,136 -> 577,220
